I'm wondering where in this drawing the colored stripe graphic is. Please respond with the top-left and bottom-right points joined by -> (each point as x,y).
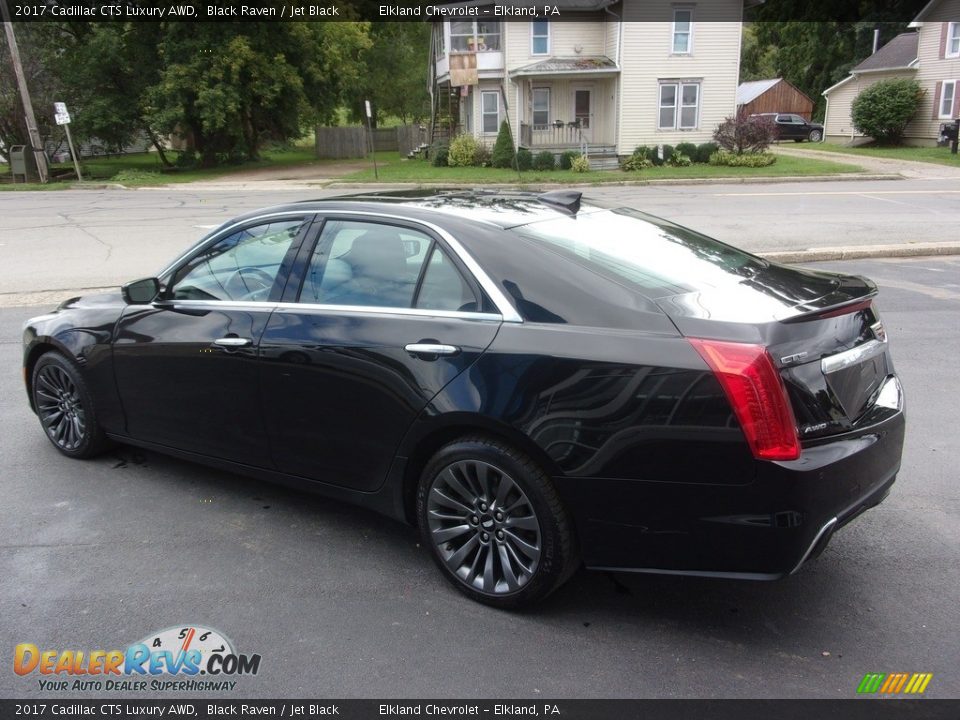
858,672 -> 933,694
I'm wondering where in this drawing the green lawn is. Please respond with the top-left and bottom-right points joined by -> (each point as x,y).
795,143 -> 960,167
338,153 -> 864,184
0,146 -> 340,190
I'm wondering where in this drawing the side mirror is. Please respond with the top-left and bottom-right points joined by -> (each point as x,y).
122,277 -> 161,304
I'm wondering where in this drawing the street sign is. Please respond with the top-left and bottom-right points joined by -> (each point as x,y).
54,102 -> 71,125
365,100 -> 372,119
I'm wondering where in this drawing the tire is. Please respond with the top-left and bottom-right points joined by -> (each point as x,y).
416,435 -> 579,609
31,352 -> 110,459
808,129 -> 822,142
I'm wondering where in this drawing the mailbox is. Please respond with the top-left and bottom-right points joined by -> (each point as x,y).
940,121 -> 959,154
10,145 -> 40,183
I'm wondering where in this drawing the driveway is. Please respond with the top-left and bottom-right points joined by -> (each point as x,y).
773,144 -> 960,179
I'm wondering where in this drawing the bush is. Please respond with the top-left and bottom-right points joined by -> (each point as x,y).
570,154 -> 590,173
647,144 -> 673,166
621,154 -> 652,172
533,150 -> 555,171
851,78 -> 924,145
430,141 -> 449,167
559,150 -> 578,170
491,120 -> 516,168
515,147 -> 533,171
675,143 -> 698,161
473,143 -> 492,167
111,169 -> 163,184
668,150 -> 692,167
174,149 -> 197,168
709,151 -> 777,167
694,142 -> 719,163
714,111 -> 777,154
448,134 -> 479,167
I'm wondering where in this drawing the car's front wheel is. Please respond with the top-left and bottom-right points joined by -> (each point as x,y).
416,436 -> 578,609
31,352 -> 109,459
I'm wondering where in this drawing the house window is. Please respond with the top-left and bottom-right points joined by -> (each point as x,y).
435,24 -> 445,58
940,80 -> 957,119
481,91 -> 500,133
532,88 -> 550,127
532,20 -> 550,55
449,20 -> 501,52
659,81 -> 700,130
672,8 -> 693,54
948,23 -> 960,58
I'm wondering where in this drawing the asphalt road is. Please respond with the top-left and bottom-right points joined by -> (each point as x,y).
0,256 -> 957,699
2,177 -> 960,297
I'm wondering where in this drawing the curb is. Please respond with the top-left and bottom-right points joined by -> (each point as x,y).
762,242 -> 960,264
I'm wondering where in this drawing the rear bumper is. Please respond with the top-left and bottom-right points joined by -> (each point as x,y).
555,377 -> 905,578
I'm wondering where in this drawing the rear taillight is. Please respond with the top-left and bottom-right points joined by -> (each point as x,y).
689,338 -> 800,461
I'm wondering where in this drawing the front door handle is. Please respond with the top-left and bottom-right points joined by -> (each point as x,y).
404,343 -> 460,357
213,337 -> 252,348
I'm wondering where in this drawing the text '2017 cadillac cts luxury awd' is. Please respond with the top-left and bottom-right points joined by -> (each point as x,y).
23,190 -> 904,607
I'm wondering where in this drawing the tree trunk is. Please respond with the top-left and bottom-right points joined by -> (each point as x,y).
144,127 -> 173,168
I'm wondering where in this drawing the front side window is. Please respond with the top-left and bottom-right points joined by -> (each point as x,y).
532,88 -> 550,127
659,81 -> 700,130
532,20 -> 550,55
941,80 -> 957,119
169,218 -> 305,301
482,91 -> 500,133
948,22 -> 960,58
672,9 -> 693,54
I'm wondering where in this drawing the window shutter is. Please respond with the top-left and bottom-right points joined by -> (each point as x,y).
942,23 -> 949,59
933,80 -> 942,119
955,83 -> 960,119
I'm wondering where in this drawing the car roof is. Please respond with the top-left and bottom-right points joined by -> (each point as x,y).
227,190 -> 613,231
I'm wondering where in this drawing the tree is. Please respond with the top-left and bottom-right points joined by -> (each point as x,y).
851,78 -> 924,144
713,111 -> 777,154
491,120 -> 515,169
344,23 -> 431,127
0,24 -> 59,158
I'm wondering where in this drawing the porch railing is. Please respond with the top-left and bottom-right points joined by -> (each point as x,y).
520,123 -> 595,149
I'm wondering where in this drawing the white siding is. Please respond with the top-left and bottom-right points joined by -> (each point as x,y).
823,71 -> 918,141
505,20 -> 609,70
617,2 -> 743,153
909,18 -> 960,141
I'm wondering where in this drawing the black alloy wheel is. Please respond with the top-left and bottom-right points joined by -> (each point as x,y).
32,353 -> 109,458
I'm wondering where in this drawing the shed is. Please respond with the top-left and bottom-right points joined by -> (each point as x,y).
737,78 -> 815,120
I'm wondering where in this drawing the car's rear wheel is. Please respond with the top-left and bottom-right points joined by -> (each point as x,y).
32,352 -> 109,459
416,436 -> 578,609
808,129 -> 822,142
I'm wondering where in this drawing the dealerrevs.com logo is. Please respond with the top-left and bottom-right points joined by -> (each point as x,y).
14,625 -> 261,692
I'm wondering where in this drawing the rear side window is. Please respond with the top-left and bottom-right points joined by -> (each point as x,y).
301,219 -> 479,312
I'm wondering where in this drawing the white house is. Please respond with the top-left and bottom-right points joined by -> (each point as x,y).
428,0 -> 753,165
822,0 -> 960,145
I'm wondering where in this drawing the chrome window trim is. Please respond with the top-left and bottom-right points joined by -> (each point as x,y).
158,208 -> 524,323
314,210 -> 523,323
821,338 -> 887,375
152,298 -> 503,323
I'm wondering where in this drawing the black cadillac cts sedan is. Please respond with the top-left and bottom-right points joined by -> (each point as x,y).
22,190 -> 905,608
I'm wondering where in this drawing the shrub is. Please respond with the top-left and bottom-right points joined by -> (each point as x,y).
851,78 -> 924,145
694,142 -> 719,163
473,143 -> 492,167
430,140 -> 449,167
559,150 -> 578,170
621,154 -> 651,172
570,154 -> 590,173
448,134 -> 479,167
491,120 -> 516,168
675,143 -> 698,161
668,150 -> 692,167
709,151 -> 777,167
714,112 -> 777,154
515,147 -> 533,171
533,150 -> 556,171
174,149 -> 197,169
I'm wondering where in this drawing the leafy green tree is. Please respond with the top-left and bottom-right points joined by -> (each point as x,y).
0,24 -> 59,157
851,78 -> 924,144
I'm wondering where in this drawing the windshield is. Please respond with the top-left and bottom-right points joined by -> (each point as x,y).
509,208 -> 767,299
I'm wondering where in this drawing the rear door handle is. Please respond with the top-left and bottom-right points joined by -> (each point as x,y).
404,343 -> 460,357
213,337 -> 252,348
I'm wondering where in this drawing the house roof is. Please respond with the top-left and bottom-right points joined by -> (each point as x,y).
851,33 -> 919,73
910,0 -> 946,23
509,56 -> 619,77
736,79 -> 781,105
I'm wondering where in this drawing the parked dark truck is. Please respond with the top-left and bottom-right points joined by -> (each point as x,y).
22,190 -> 904,608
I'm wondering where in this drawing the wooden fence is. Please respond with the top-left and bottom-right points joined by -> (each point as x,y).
314,125 -> 425,159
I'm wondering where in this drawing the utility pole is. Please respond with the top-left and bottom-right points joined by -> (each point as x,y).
1,0 -> 49,183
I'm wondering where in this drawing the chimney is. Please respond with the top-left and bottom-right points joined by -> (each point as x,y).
873,28 -> 881,54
